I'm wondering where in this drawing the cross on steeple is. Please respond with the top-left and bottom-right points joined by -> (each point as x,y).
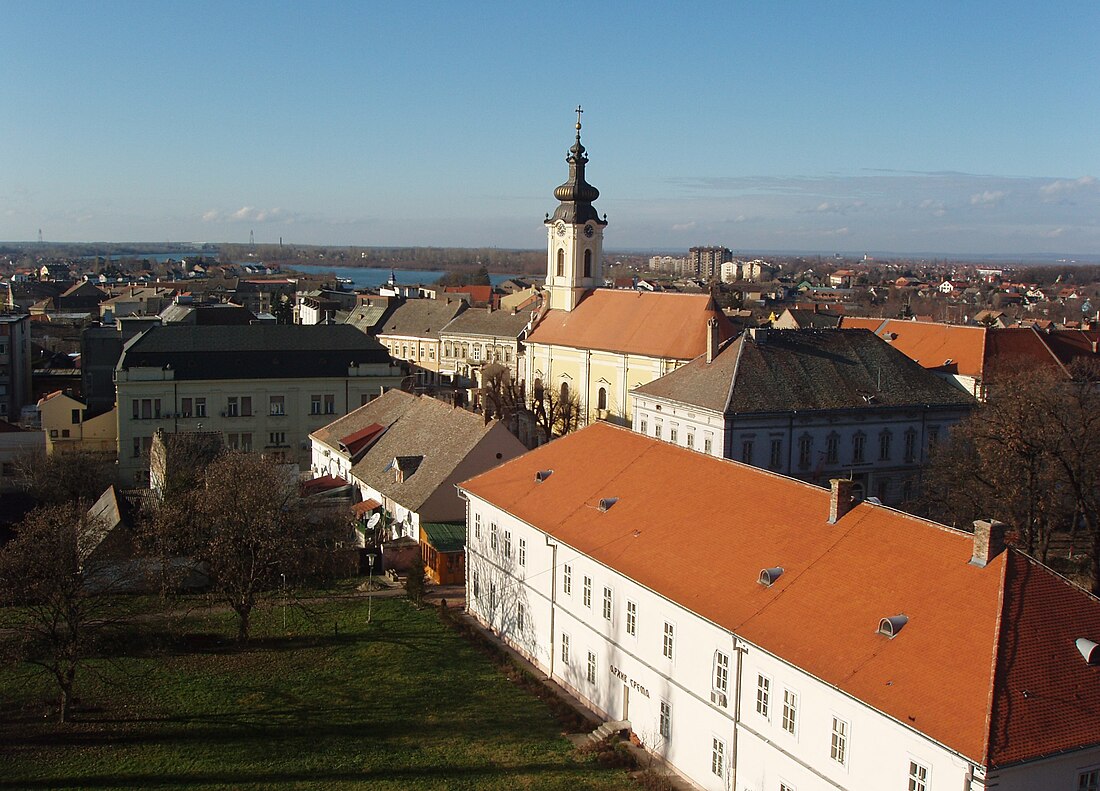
575,105 -> 583,131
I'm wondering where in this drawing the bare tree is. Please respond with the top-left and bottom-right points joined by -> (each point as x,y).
0,503 -> 131,723
148,451 -> 318,641
17,449 -> 116,506
530,380 -> 583,442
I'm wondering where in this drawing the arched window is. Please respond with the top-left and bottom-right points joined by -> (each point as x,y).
556,248 -> 565,277
560,382 -> 570,402
597,387 -> 607,410
583,249 -> 592,278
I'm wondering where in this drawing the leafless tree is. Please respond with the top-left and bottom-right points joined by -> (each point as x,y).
0,503 -> 133,723
530,379 -> 583,442
17,449 -> 115,506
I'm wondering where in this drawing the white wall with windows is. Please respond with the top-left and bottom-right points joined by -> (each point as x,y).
462,490 -> 1094,791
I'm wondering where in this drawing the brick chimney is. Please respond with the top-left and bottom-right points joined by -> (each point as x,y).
970,519 -> 1007,567
828,478 -> 855,524
706,317 -> 719,364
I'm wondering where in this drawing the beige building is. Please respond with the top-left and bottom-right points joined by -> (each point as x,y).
375,298 -> 467,386
439,305 -> 531,387
116,324 -> 403,485
525,117 -> 734,427
38,390 -> 117,454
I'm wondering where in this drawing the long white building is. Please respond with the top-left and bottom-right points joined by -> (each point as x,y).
460,423 -> 1100,791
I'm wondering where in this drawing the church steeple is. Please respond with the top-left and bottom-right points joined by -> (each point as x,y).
548,107 -> 607,226
544,107 -> 606,312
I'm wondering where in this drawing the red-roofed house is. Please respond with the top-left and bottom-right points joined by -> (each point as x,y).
526,119 -> 735,427
461,422 -> 1100,791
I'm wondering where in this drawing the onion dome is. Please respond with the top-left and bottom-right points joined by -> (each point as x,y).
547,107 -> 607,226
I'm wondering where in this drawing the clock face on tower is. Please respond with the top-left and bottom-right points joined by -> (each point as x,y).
556,222 -> 566,237
584,224 -> 595,238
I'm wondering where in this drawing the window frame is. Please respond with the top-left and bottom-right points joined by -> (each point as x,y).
625,600 -> 637,637
782,687 -> 799,737
662,621 -> 675,661
756,673 -> 771,719
830,716 -> 849,766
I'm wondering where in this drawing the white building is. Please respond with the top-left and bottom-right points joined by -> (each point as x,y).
460,423 -> 1100,791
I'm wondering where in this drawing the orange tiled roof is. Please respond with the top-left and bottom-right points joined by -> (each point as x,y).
460,423 -> 1100,767
840,318 -> 987,378
527,290 -> 735,360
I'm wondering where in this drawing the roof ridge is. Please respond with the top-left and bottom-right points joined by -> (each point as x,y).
982,545 -> 1011,766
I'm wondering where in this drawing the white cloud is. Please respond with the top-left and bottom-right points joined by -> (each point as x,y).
201,206 -> 301,224
671,221 -> 697,231
1040,227 -> 1065,238
1040,175 -> 1097,196
969,190 -> 1006,206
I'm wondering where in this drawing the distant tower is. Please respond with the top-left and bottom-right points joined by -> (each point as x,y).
545,106 -> 607,312
249,229 -> 256,248
37,228 -> 43,243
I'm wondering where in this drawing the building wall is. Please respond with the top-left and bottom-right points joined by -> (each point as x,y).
464,491 -> 1011,791
0,314 -> 33,420
630,394 -> 970,505
40,392 -> 117,454
116,365 -> 402,485
439,330 -> 524,386
377,333 -> 442,384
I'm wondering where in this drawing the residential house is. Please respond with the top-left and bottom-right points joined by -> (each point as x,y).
461,423 -> 1100,791
439,305 -> 531,388
116,324 -> 402,485
308,389 -> 526,547
630,327 -> 975,504
37,390 -> 117,454
375,297 -> 467,386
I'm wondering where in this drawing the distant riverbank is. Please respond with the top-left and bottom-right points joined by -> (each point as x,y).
289,265 -> 520,289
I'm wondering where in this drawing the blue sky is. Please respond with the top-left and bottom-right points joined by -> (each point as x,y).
2,1 -> 1098,255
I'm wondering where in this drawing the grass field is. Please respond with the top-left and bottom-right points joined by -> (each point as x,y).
0,594 -> 636,790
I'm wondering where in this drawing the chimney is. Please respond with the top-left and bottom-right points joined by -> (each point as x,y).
706,317 -> 719,363
486,303 -> 493,315
749,327 -> 769,344
828,478 -> 855,524
970,519 -> 1007,567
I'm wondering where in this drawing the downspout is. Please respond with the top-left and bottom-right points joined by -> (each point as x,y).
731,635 -> 746,791
545,536 -> 558,680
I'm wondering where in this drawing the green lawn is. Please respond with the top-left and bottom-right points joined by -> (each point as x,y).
0,596 -> 634,790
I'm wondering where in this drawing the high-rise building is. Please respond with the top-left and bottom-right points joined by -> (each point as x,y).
0,313 -> 32,421
689,246 -> 732,280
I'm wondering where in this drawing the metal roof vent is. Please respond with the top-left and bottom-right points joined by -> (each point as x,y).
535,469 -> 553,483
759,567 -> 784,587
1076,638 -> 1100,665
879,615 -> 908,638
598,497 -> 618,512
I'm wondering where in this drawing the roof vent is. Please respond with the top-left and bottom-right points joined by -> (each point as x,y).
878,615 -> 908,638
758,567 -> 784,587
1076,638 -> 1100,665
598,497 -> 618,512
535,469 -> 553,483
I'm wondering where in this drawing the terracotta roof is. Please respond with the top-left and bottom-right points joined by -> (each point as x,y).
460,423 -> 1100,768
527,290 -> 735,360
840,318 -> 986,378
633,329 -> 975,414
339,422 -> 386,458
983,327 -> 1069,381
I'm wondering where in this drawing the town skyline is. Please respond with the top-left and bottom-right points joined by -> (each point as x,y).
2,2 -> 1098,255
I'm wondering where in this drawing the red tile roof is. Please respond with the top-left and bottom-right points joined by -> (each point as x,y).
339,422 -> 386,458
841,318 -> 986,378
460,423 -> 1100,768
527,290 -> 735,360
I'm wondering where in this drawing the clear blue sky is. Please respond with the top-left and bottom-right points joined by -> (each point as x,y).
2,1 -> 1098,255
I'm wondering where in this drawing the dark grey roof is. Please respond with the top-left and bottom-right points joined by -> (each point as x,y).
441,307 -> 530,339
634,329 -> 976,415
779,309 -> 843,330
377,299 -> 467,340
119,324 -> 392,380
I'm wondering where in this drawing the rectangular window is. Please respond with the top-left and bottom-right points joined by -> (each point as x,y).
602,586 -> 613,621
132,437 -> 142,458
908,761 -> 928,791
852,433 -> 866,464
640,418 -> 647,434
662,622 -> 675,660
269,395 -> 285,416
181,397 -> 192,417
141,398 -> 152,419
563,563 -> 572,595
686,432 -> 694,449
741,439 -> 753,464
704,437 -> 712,454
904,429 -> 917,463
782,689 -> 798,735
240,433 -> 252,452
241,396 -> 252,417
1077,769 -> 1099,791
712,652 -> 729,707
711,737 -> 725,778
490,523 -> 498,552
826,433 -> 839,464
561,633 -> 570,664
195,397 -> 206,417
324,394 -> 336,414
474,513 -> 481,539
669,427 -> 678,443
928,426 -> 940,450
798,435 -> 813,468
504,530 -> 512,558
226,396 -> 239,417
626,600 -> 637,636
654,424 -> 661,440
583,576 -> 592,608
756,675 -> 770,717
879,431 -> 892,461
587,650 -> 597,684
227,433 -> 239,449
517,603 -> 525,631
269,431 -> 286,447
71,408 -> 81,425
310,394 -> 321,415
659,700 -> 671,740
472,345 -> 481,361
769,438 -> 782,469
830,717 -> 848,766
489,582 -> 496,610
472,571 -> 479,599
518,537 -> 526,567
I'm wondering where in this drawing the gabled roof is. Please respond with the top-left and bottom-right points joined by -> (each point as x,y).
527,290 -> 735,360
633,329 -> 975,414
460,423 -> 1100,769
377,298 -> 467,340
441,306 -> 531,339
840,318 -> 987,379
310,389 -> 418,451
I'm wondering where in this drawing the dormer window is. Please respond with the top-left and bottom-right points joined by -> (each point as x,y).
878,614 -> 908,638
759,567 -> 784,587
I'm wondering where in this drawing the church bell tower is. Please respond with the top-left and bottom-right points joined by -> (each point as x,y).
545,107 -> 607,312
